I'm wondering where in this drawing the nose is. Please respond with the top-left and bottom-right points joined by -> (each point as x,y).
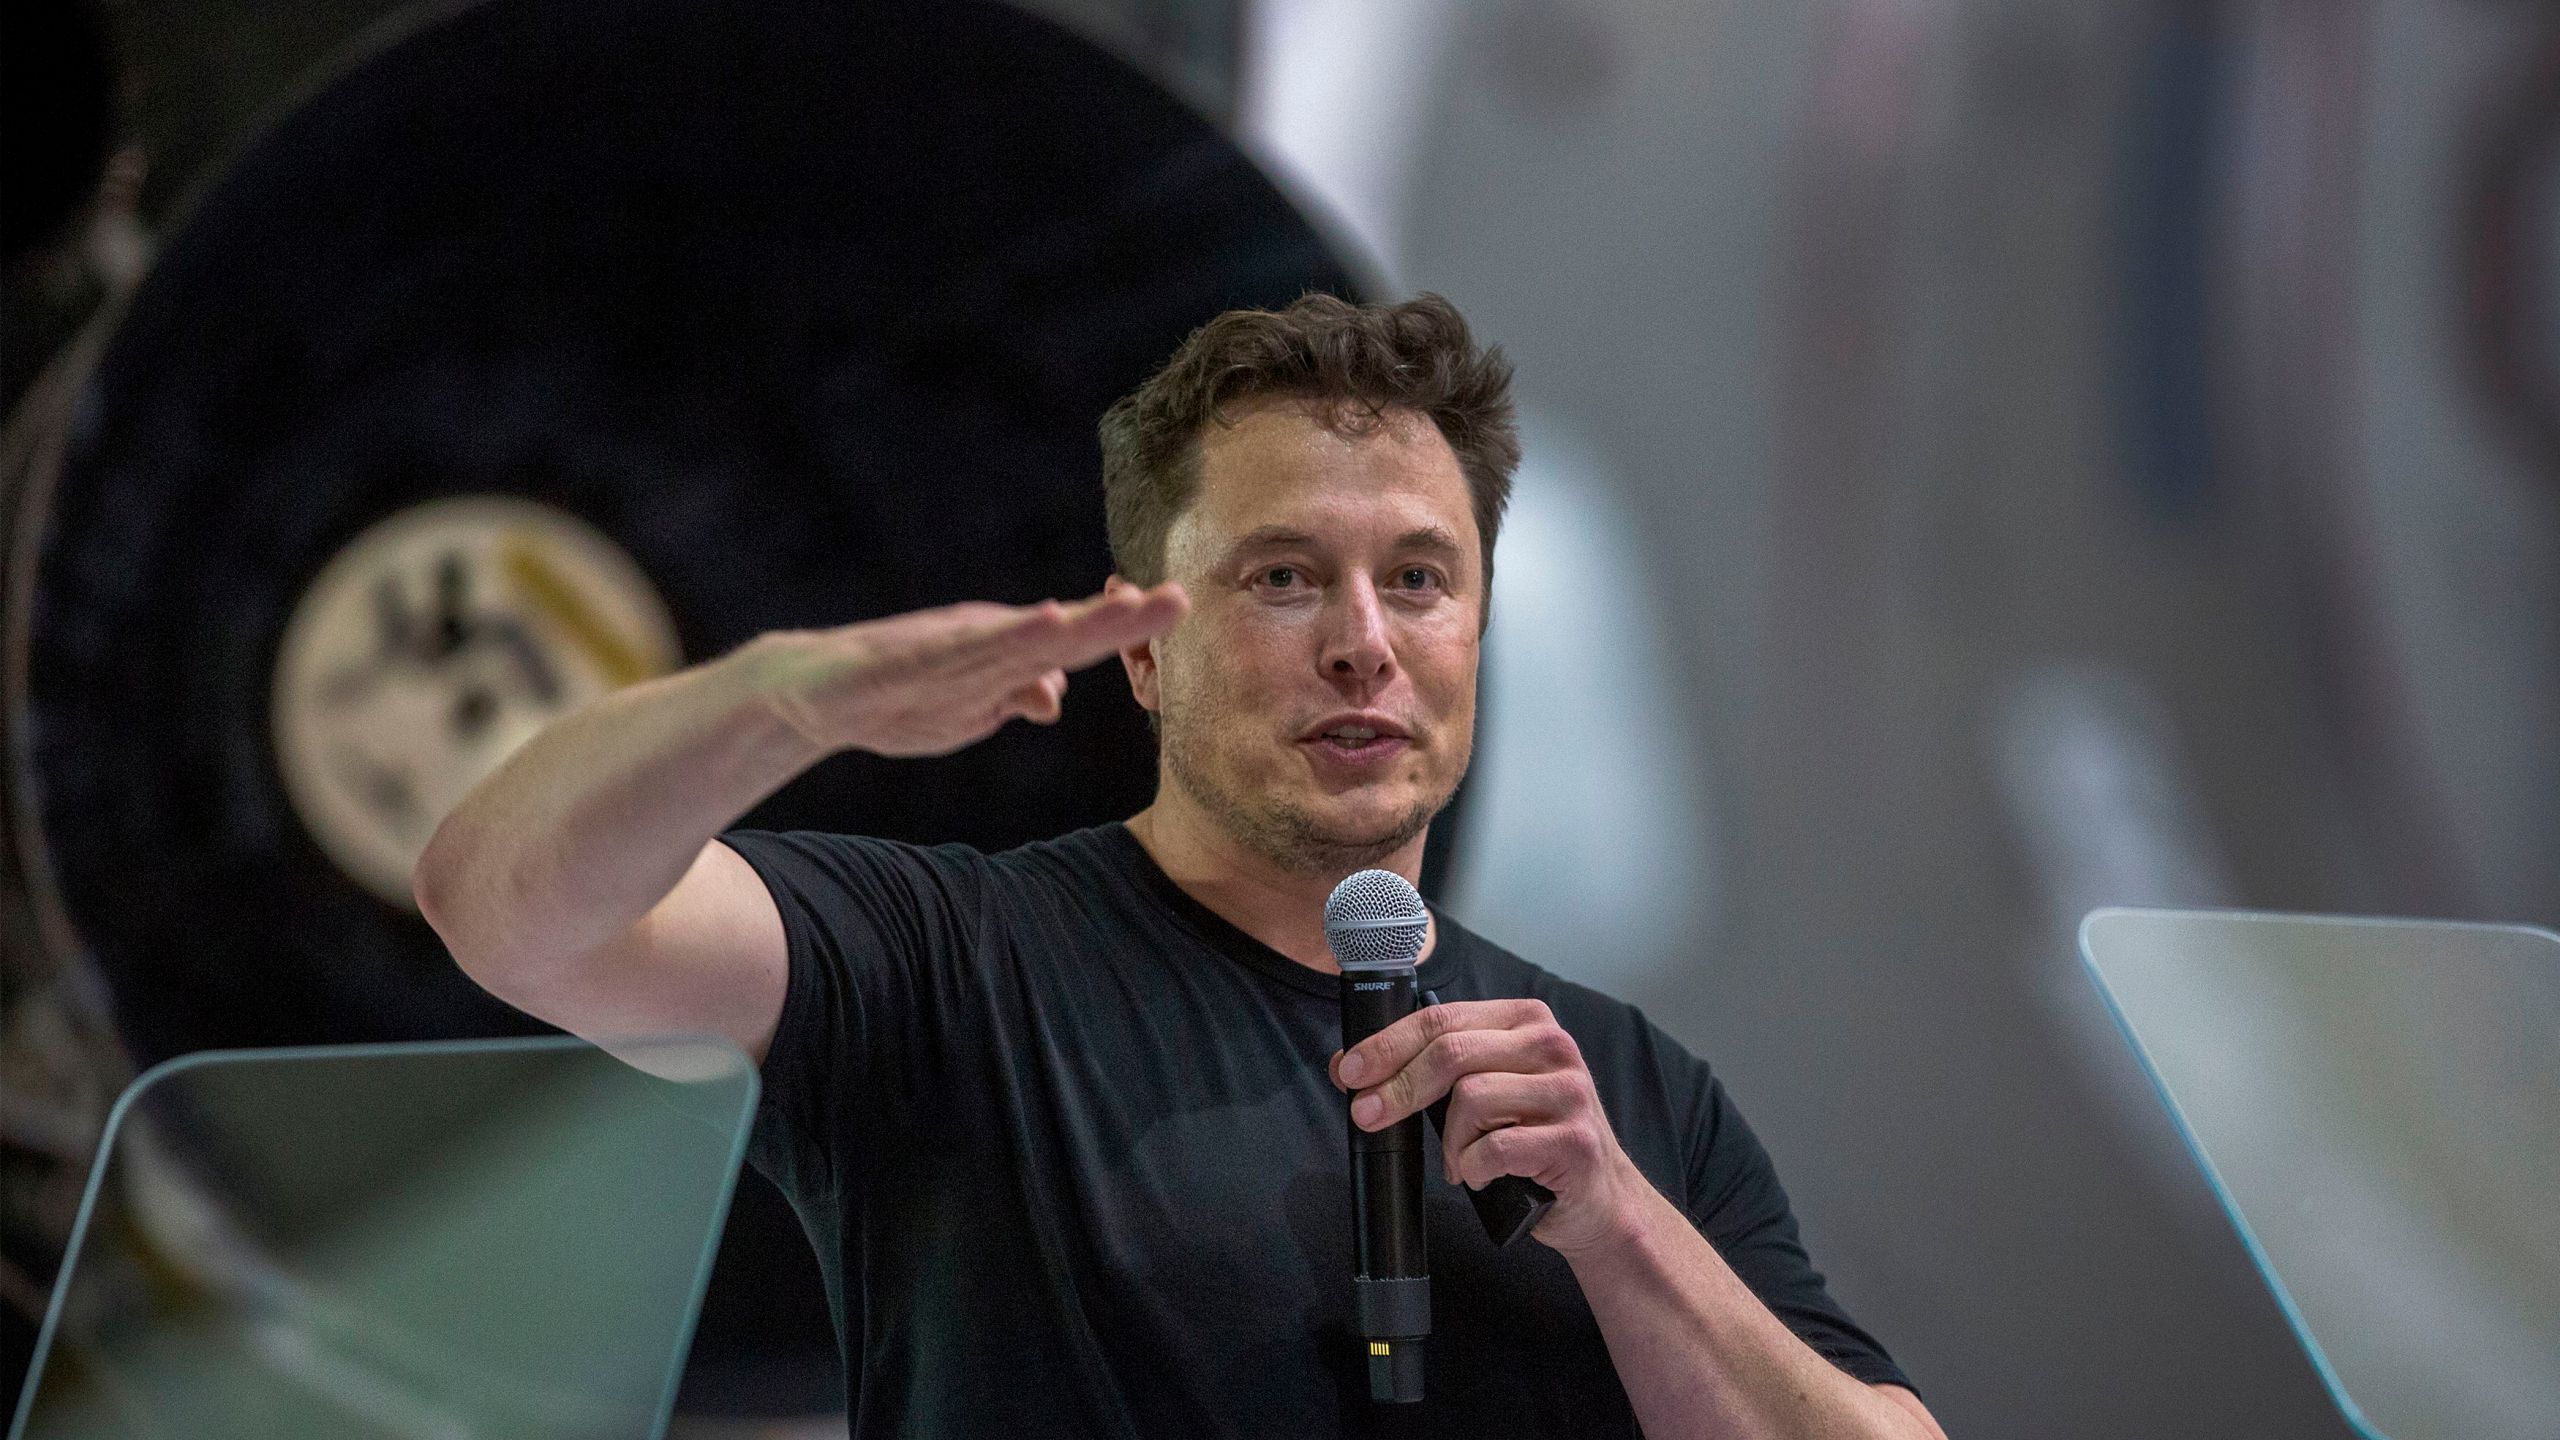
1320,576 -> 1395,688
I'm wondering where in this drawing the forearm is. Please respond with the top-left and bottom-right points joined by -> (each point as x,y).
414,631 -> 828,976
1564,1178 -> 1932,1440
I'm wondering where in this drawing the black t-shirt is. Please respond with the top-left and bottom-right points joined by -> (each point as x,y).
723,822 -> 1909,1437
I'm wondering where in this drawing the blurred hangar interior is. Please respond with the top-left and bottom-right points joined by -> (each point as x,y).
2,0 -> 2554,1436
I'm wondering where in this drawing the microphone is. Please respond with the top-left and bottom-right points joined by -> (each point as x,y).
1327,868 -> 1433,1403
1325,869 -> 1559,1403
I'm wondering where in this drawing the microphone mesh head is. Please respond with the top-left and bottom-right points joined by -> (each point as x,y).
1324,869 -> 1430,970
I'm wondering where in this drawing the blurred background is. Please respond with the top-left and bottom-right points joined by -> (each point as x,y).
3,0 -> 2554,1435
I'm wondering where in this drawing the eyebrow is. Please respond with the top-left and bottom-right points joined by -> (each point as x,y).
1219,525 -> 1470,568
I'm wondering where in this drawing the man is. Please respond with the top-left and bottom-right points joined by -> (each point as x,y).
416,294 -> 1944,1439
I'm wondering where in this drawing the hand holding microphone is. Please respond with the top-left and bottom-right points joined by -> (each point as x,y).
1329,878 -> 1645,1231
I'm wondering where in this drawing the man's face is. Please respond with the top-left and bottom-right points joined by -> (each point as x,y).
1129,397 -> 1483,875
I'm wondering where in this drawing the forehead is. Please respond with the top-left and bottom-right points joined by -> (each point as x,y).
1174,398 -> 1477,557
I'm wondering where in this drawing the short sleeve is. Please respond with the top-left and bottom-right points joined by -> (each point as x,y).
716,829 -> 986,1202
1680,1061 -> 1917,1396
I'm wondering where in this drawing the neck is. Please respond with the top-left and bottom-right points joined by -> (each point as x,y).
1126,785 -> 1436,976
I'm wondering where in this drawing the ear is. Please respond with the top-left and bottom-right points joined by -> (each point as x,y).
1105,574 -> 1163,715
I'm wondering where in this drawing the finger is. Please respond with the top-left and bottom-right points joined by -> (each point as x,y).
1338,997 -> 1550,1092
1451,1121 -> 1589,1192
999,583 -> 1188,672
927,600 -> 1072,676
872,596 -> 1089,672
1045,584 -> 1187,664
937,585 -> 1181,694
842,601 -> 1027,684
1001,668 -> 1067,725
1350,1019 -> 1568,1132
1437,1071 -> 1583,1180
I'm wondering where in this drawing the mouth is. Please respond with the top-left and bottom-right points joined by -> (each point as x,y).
1298,714 -> 1413,765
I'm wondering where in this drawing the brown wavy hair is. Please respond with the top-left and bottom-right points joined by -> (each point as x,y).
1098,292 -> 1520,619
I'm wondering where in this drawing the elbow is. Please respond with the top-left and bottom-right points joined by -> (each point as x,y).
412,815 -> 561,1011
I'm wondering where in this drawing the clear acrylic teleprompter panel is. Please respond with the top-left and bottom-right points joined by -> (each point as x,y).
9,1035 -> 756,1440
2080,909 -> 2560,1440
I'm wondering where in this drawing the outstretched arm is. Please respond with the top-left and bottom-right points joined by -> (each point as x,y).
414,583 -> 1187,1061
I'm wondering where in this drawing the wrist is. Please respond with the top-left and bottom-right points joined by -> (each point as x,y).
1544,1151 -> 1669,1263
727,629 -> 852,762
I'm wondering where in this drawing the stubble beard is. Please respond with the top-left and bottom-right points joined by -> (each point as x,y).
1157,698 -> 1461,879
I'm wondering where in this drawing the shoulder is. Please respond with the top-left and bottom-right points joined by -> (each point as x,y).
721,828 -> 994,901
717,823 -> 1143,943
981,822 -> 1133,886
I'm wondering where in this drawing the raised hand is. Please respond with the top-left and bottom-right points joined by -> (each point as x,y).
755,581 -> 1188,758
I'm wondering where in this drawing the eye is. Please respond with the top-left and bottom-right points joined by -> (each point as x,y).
1261,565 -> 1301,588
1392,566 -> 1443,592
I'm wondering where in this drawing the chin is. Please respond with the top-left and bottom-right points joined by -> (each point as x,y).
1333,797 -> 1423,835
1299,789 -> 1443,850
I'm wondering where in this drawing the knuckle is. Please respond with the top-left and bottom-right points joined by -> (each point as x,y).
1559,1073 -> 1602,1120
1533,1025 -> 1580,1070
1433,1029 -> 1480,1072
